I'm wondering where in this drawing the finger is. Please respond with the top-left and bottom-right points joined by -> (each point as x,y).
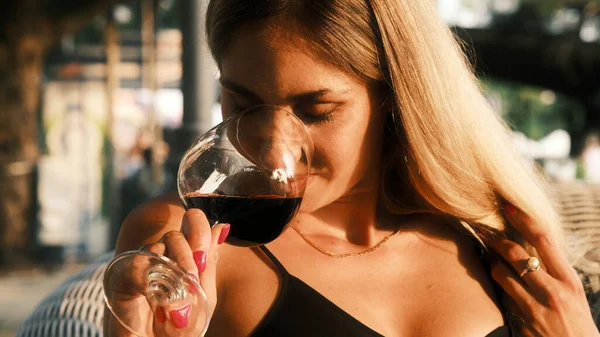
159,230 -> 198,276
200,223 -> 230,292
502,201 -> 573,281
156,302 -> 193,330
490,261 -> 537,319
145,242 -> 166,256
107,307 -> 144,337
488,238 -> 549,294
106,254 -> 151,297
182,209 -> 213,274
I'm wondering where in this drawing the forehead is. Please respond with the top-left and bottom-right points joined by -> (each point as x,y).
220,24 -> 360,99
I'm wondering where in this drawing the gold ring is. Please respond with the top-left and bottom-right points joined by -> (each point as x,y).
520,256 -> 541,277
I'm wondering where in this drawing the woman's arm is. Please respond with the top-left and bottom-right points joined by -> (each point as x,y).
103,193 -> 232,336
114,192 -> 186,254
104,193 -> 184,336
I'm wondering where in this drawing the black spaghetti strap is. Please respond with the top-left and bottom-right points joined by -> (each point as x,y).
259,245 -> 289,275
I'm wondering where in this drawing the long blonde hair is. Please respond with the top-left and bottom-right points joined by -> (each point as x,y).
206,0 -> 565,331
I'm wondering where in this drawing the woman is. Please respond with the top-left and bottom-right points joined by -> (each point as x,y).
106,0 -> 598,336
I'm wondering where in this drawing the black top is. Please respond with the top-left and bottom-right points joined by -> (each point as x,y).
250,246 -> 511,337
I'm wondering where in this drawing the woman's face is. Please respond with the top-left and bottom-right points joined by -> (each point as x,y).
219,25 -> 386,213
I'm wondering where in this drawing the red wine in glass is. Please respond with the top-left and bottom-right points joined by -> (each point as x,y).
182,193 -> 303,246
178,105 -> 314,245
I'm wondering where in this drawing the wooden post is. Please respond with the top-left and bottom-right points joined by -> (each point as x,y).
105,11 -> 121,248
179,0 -> 216,151
142,0 -> 163,186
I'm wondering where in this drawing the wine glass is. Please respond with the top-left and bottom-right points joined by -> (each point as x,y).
103,105 -> 314,336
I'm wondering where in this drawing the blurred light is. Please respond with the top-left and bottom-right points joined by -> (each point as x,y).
114,5 -> 133,24
540,90 -> 557,105
548,8 -> 582,34
580,17 -> 600,42
512,129 -> 571,160
492,0 -> 520,15
437,0 -> 462,26
60,36 -> 75,55
159,0 -> 175,10
437,0 -> 492,28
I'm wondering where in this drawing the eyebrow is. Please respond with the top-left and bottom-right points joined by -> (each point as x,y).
219,78 -> 345,103
220,79 -> 260,100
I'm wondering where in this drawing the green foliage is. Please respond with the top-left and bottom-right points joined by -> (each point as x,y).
481,78 -> 586,141
72,18 -> 105,44
157,0 -> 180,29
520,0 -> 560,16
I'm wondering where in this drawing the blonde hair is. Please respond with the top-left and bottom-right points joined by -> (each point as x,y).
206,0 -> 566,332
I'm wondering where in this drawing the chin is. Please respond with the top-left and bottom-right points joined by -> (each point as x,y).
298,196 -> 320,214
297,179 -> 338,214
298,184 -> 323,214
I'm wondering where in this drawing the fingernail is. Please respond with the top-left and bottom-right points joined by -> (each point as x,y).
502,201 -> 518,216
218,224 -> 231,245
169,305 -> 190,329
193,250 -> 207,273
155,307 -> 166,323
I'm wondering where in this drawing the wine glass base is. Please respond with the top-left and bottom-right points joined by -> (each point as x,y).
103,251 -> 209,337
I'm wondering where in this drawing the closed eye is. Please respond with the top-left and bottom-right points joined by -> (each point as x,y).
296,102 -> 339,125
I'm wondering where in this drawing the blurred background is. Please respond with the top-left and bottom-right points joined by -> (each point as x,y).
0,0 -> 598,335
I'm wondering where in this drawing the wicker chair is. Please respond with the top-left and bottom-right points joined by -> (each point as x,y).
15,183 -> 600,337
551,182 -> 600,323
553,182 -> 600,289
16,252 -> 111,337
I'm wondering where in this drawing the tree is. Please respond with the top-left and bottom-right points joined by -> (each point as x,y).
0,0 -> 126,265
454,0 -> 600,154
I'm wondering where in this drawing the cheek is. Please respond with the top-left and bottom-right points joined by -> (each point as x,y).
301,104 -> 384,210
314,137 -> 350,171
311,115 -> 379,175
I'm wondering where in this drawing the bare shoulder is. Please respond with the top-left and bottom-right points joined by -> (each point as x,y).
115,192 -> 186,254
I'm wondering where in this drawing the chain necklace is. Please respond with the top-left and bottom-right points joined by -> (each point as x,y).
289,224 -> 400,258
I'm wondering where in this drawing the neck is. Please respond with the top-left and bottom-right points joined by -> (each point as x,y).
295,183 -> 396,247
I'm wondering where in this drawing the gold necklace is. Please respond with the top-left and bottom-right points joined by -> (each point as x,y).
289,224 -> 400,258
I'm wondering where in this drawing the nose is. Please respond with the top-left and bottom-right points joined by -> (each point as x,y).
234,106 -> 311,182
245,109 -> 304,164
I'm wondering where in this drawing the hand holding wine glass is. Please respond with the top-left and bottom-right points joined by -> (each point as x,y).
104,211 -> 221,337
146,211 -> 228,334
103,106 -> 313,336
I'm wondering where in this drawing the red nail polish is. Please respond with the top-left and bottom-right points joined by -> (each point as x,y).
218,224 -> 231,245
503,202 -> 518,216
193,250 -> 207,273
169,305 -> 190,329
155,307 -> 166,323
